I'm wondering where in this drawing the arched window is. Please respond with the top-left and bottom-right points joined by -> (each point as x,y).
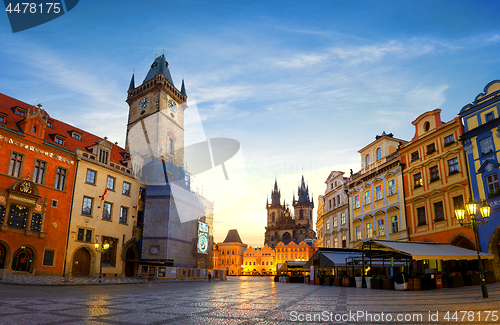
299,210 -> 304,219
365,154 -> 370,167
376,148 -> 382,161
271,212 -> 275,222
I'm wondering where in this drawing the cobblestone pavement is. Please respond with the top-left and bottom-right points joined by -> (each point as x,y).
0,276 -> 499,325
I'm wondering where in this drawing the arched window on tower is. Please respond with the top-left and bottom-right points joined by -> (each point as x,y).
365,154 -> 370,167
299,210 -> 304,219
376,148 -> 382,161
271,212 -> 275,222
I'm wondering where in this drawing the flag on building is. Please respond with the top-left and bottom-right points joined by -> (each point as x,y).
98,176 -> 109,208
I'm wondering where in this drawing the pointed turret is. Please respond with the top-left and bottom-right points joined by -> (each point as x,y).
143,54 -> 174,85
271,179 -> 281,206
181,78 -> 187,96
128,73 -> 135,91
297,175 -> 309,203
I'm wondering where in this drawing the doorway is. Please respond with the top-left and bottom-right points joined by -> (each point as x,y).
125,247 -> 136,277
72,248 -> 91,276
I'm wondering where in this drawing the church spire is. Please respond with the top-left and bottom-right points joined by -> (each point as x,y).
271,179 -> 281,206
143,53 -> 174,85
181,78 -> 187,96
128,73 -> 135,91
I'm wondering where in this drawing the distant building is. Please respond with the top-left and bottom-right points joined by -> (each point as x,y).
399,109 -> 474,248
347,132 -> 409,247
214,229 -> 247,275
318,171 -> 349,248
275,239 -> 316,265
264,177 -> 316,248
242,245 -> 275,275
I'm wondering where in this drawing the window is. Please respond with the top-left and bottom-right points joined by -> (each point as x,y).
417,207 -> 426,226
333,216 -> 338,228
342,235 -> 347,248
102,202 -> 112,221
9,152 -> 23,177
424,121 -> 430,131
376,185 -> 382,200
120,207 -> 128,224
444,134 -> 455,145
47,121 -> 52,128
86,170 -> 96,184
99,149 -> 109,164
122,182 -> 130,196
480,137 -> 494,156
326,239 -> 331,248
77,227 -> 93,243
364,190 -> 371,205
107,177 -> 115,191
55,167 -> 67,191
411,151 -> 419,162
486,174 -> 500,195
82,197 -> 93,216
376,148 -> 382,161
0,116 -> 4,123
355,226 -> 362,240
366,223 -> 372,238
15,110 -> 25,117
42,249 -> 56,267
71,132 -> 81,140
341,213 -> 346,225
365,154 -> 370,167
430,166 -> 439,182
354,195 -> 360,208
448,158 -> 459,174
414,173 -> 423,188
434,202 -> 444,221
388,180 -> 396,195
378,220 -> 384,236
326,220 -> 330,231
426,143 -> 436,154
169,138 -> 174,155
391,216 -> 399,233
486,112 -> 494,122
453,195 -> 464,210
32,126 -> 36,133
54,137 -> 64,145
334,238 -> 338,248
100,237 -> 117,267
33,160 -> 46,184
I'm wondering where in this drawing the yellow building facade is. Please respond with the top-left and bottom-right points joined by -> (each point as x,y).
348,132 -> 409,247
214,229 -> 247,276
66,142 -> 144,278
242,245 -> 276,275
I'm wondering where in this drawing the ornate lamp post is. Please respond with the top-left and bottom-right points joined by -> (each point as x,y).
454,198 -> 490,298
94,242 -> 110,283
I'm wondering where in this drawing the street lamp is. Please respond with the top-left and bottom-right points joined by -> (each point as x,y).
94,242 -> 110,283
454,198 -> 490,298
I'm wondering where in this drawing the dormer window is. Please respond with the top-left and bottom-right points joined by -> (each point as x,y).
71,131 -> 82,141
0,116 -> 5,123
15,110 -> 26,117
54,137 -> 64,145
47,120 -> 53,128
99,148 -> 109,164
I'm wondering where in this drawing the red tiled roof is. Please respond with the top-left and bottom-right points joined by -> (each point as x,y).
0,93 -> 129,165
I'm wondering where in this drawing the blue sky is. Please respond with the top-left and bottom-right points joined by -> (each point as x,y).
2,0 -> 500,247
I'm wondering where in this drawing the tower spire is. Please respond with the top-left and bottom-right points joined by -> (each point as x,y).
128,73 -> 135,91
181,77 -> 187,96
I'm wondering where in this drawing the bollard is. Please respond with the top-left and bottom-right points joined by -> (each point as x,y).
64,273 -> 71,282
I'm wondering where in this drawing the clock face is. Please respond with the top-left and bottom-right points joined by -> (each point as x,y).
168,99 -> 177,113
139,97 -> 149,110
150,247 -> 159,255
197,234 -> 208,254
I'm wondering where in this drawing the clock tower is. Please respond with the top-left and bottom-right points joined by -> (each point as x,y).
125,54 -> 188,167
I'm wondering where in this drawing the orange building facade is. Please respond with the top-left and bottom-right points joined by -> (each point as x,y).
275,240 -> 316,265
242,245 -> 276,275
399,109 -> 475,248
0,95 -> 76,276
213,229 -> 247,276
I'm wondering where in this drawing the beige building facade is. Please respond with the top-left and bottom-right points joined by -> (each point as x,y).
242,245 -> 276,275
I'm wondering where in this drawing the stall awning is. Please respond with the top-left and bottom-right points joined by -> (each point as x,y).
304,248 -> 364,268
360,240 -> 494,261
279,261 -> 308,272
321,252 -> 364,267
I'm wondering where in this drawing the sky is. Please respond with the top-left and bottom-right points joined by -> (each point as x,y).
1,0 -> 500,248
